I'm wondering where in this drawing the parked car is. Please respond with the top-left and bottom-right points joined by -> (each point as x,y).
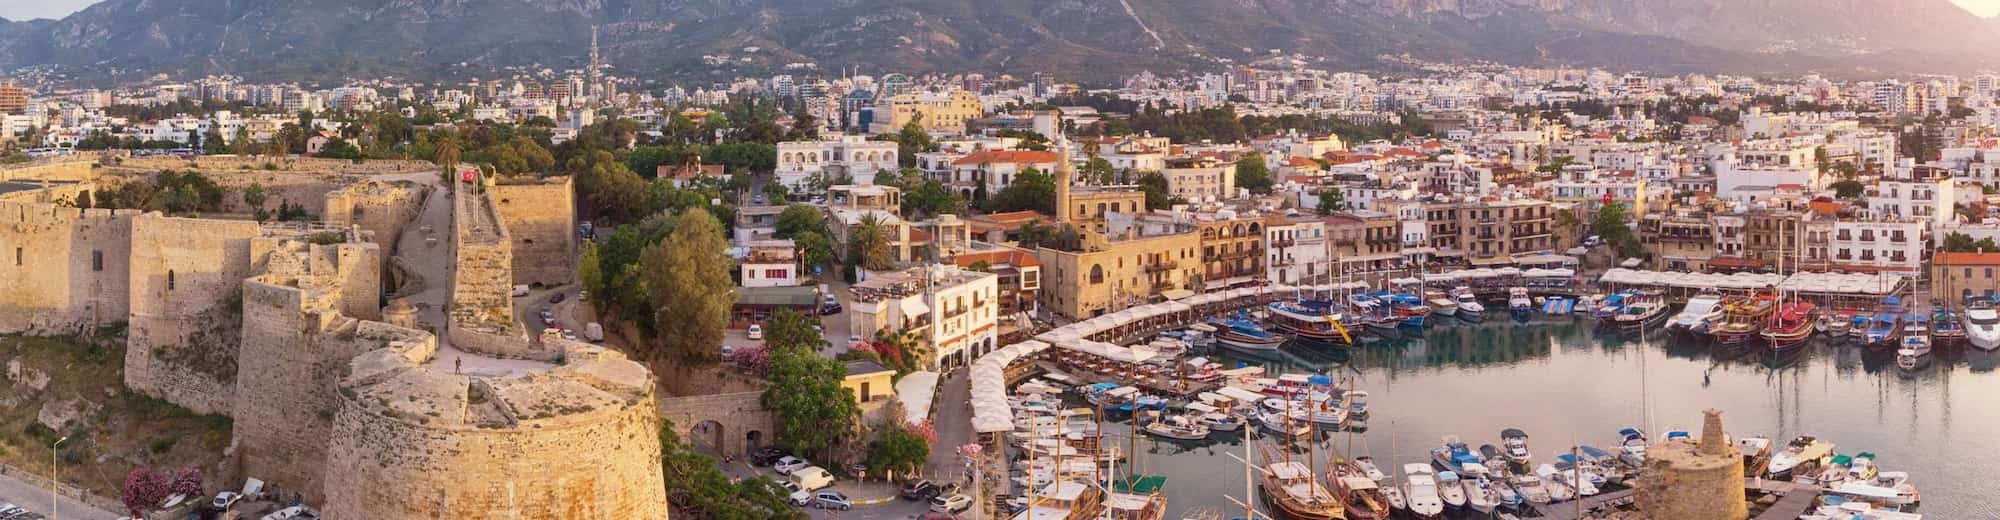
549,292 -> 567,304
781,481 -> 810,506
930,493 -> 972,514
790,466 -> 835,491
821,296 -> 843,314
773,456 -> 809,475
211,491 -> 243,510
747,324 -> 764,340
260,505 -> 316,520
578,290 -> 589,301
900,480 -> 939,500
812,490 -> 852,510
511,285 -> 530,297
751,447 -> 792,466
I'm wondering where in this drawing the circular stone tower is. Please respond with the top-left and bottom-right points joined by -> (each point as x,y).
1635,409 -> 1748,520
321,340 -> 668,519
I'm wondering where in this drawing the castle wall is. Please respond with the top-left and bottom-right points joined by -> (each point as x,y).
0,202 -> 138,335
324,180 -> 427,257
310,242 -> 384,321
123,215 -> 263,415
323,343 -> 668,519
489,178 -> 576,287
0,161 -> 93,183
657,391 -> 778,459
121,156 -> 432,176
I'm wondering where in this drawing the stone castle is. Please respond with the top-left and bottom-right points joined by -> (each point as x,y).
0,160 -> 664,518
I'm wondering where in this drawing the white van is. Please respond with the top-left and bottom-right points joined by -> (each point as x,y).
790,466 -> 835,491
512,284 -> 531,297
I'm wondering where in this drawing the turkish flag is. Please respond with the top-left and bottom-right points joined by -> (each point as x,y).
461,169 -> 477,183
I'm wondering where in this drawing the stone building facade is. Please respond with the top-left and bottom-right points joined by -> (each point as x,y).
489,176 -> 577,288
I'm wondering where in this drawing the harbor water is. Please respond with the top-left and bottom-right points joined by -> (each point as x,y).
1082,317 -> 2000,519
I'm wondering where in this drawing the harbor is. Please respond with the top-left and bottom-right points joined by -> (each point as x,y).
971,284 -> 1996,519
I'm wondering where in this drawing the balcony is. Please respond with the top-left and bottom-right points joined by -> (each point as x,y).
1271,239 -> 1296,248
1890,235 -> 1907,243
1144,261 -> 1179,273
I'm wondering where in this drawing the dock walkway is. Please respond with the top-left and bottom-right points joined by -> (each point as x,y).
1525,488 -> 1634,519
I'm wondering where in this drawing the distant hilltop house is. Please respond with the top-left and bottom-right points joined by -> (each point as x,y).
658,154 -> 726,188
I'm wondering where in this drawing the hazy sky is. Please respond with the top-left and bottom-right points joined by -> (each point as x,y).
1,0 -> 1998,21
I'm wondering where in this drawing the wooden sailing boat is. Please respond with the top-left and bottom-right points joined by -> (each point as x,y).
1259,407 -> 1345,520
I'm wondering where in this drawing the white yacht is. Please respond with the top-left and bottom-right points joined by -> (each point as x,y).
1402,463 -> 1446,519
1669,291 -> 1726,334
1966,304 -> 2000,350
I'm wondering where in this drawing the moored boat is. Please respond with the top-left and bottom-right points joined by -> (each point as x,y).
1424,289 -> 1459,317
1896,328 -> 1932,370
1507,288 -> 1533,322
1767,435 -> 1835,480
1862,297 -> 1905,350
1267,300 -> 1359,346
1613,291 -> 1670,331
1141,413 -> 1212,441
1210,313 -> 1287,353
1451,286 -> 1485,321
1258,443 -> 1345,520
1592,291 -> 1633,326
1931,307 -> 1966,344
1499,428 -> 1533,470
1826,309 -> 1856,338
1968,300 -> 2000,351
1669,291 -> 1727,335
1761,301 -> 1817,353
1711,290 -> 1778,346
1402,464 -> 1446,519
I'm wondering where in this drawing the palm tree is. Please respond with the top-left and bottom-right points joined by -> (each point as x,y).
851,213 -> 895,271
436,139 -> 462,176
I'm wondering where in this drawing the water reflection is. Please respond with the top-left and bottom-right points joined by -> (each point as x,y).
1132,315 -> 2000,519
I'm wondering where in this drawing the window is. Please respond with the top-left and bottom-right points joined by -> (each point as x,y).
92,251 -> 103,272
12,247 -> 18,266
168,270 -> 176,290
765,269 -> 789,279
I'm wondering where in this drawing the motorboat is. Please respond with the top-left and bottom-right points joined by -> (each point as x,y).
1831,472 -> 1920,508
1616,427 -> 1648,468
1458,463 -> 1500,513
1761,301 -> 1817,353
1799,499 -> 1924,520
1848,452 -> 1880,482
1537,467 -> 1577,502
1266,300 -> 1359,345
1827,309 -> 1856,337
1508,287 -> 1533,321
1711,290 -> 1777,346
1350,295 -> 1404,339
1967,301 -> 2000,350
1258,409 -> 1314,438
1816,453 -> 1854,488
1451,287 -> 1485,321
1767,435 -> 1835,480
1330,457 -> 1394,520
1739,437 -> 1775,477
1258,444 -> 1345,520
1209,313 -> 1287,353
1353,456 -> 1390,482
1669,291 -> 1726,334
1539,463 -> 1598,497
1553,453 -> 1610,488
1506,470 -> 1552,506
1613,291 -> 1670,331
1423,289 -> 1459,317
1465,463 -> 1522,511
1182,323 -> 1220,348
1377,292 -> 1431,330
1499,429 -> 1533,469
1141,414 -> 1212,441
1931,307 -> 1966,344
1430,435 -> 1480,474
1896,332 -> 1932,370
1862,297 -> 1905,350
1435,471 -> 1468,512
1402,464 -> 1446,519
1184,402 -> 1243,432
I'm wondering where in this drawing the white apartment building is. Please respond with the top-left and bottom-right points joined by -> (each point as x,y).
737,240 -> 801,288
1865,179 -> 1955,229
1160,158 -> 1237,202
1265,217 -> 1330,286
775,135 -> 901,192
1831,221 -> 1925,272
1714,162 -> 1822,199
847,265 -> 999,369
945,150 -> 1058,198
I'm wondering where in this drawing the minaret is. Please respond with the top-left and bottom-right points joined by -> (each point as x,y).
588,26 -> 603,100
1055,135 -> 1074,225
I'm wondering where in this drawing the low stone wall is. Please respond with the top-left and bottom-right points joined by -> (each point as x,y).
450,324 -> 559,362
122,156 -> 432,175
0,462 -> 126,514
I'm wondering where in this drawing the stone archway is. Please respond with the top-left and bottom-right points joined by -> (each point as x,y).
658,392 -> 778,459
745,430 -> 765,453
690,420 -> 726,456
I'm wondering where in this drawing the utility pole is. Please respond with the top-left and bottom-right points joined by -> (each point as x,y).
51,436 -> 66,520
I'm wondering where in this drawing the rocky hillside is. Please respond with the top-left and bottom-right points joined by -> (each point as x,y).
0,0 -> 1993,82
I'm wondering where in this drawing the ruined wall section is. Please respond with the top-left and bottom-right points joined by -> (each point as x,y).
123,215 -> 263,415
489,177 -> 576,287
324,180 -> 428,259
451,186 -> 538,359
0,201 -> 139,335
0,160 -> 93,183
323,341 -> 669,519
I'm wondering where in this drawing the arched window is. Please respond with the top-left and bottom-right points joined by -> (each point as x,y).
1089,265 -> 1104,284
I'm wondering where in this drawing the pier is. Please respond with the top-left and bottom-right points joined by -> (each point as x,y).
1519,478 -> 1820,519
1525,488 -> 1634,519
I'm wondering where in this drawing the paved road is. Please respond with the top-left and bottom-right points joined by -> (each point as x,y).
926,369 -> 973,480
0,470 -> 120,520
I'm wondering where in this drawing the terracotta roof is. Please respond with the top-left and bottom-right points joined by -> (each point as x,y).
952,150 -> 1059,166
1285,157 -> 1320,168
954,248 -> 1042,268
1936,252 -> 2000,265
659,164 -> 726,180
977,210 -> 1046,224
1381,148 -> 1425,159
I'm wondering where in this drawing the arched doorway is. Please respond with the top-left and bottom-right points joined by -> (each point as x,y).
745,430 -> 764,454
690,420 -> 726,456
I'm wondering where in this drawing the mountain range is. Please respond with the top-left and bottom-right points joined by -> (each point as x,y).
0,0 -> 1996,84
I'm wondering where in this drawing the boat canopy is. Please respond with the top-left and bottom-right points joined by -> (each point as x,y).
1216,386 -> 1266,403
1501,428 -> 1528,439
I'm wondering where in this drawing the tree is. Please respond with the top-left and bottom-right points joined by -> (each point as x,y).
866,421 -> 931,480
243,182 -> 268,213
1592,202 -> 1646,258
1135,172 -> 1183,210
762,182 -> 789,205
902,179 -> 964,218
985,167 -> 1058,214
659,419 -> 808,520
74,190 -> 92,209
1830,179 -> 1866,198
1235,152 -> 1274,194
1081,157 -> 1115,185
201,128 -> 228,156
795,231 -> 835,273
760,325 -> 860,458
774,204 -> 828,239
643,208 -> 735,362
892,119 -> 936,167
315,137 -> 363,160
578,241 -> 607,300
849,213 -> 896,271
121,467 -> 177,518
1943,233 -> 2000,253
1317,189 -> 1347,216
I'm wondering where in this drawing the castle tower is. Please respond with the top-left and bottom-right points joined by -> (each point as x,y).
383,298 -> 419,329
1635,409 -> 1748,520
1055,136 -> 1074,225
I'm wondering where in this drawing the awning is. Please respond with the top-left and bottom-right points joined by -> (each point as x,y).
1160,289 -> 1196,301
900,298 -> 930,316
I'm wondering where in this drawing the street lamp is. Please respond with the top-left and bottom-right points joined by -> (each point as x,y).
51,436 -> 66,520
